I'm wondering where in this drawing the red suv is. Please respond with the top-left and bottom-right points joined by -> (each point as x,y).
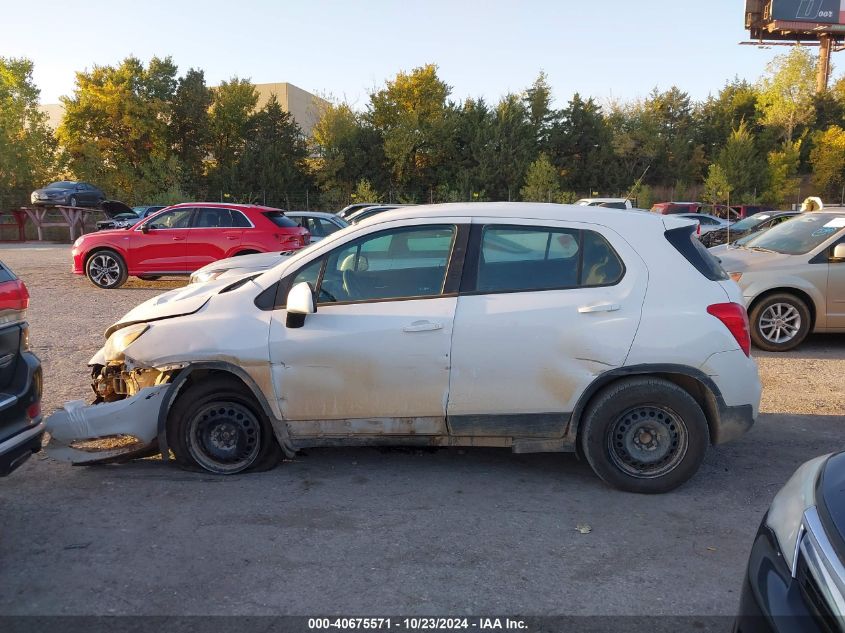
72,203 -> 310,288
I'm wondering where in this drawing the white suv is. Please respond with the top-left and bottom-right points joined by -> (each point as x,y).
45,203 -> 761,493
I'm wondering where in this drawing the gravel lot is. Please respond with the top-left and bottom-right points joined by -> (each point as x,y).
0,243 -> 843,617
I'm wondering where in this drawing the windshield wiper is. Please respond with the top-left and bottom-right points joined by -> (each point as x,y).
747,246 -> 777,253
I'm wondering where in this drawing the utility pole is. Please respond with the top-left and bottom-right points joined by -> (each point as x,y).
817,34 -> 833,93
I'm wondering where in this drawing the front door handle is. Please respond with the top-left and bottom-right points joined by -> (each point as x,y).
578,303 -> 621,314
403,320 -> 443,333
172,236 -> 185,241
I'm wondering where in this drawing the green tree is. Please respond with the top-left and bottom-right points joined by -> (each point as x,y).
810,125 -> 845,197
368,64 -> 452,198
482,94 -> 537,200
58,56 -> 179,202
170,68 -> 212,197
716,120 -> 765,202
311,101 -> 386,202
757,47 -> 817,142
520,153 -> 561,202
523,71 -> 555,149
207,77 -> 258,197
549,93 -> 615,193
0,57 -> 57,207
763,140 -> 801,206
702,164 -> 733,205
237,96 -> 310,207
352,178 -> 381,203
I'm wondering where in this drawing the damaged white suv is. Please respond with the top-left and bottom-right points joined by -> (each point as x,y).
46,203 -> 761,493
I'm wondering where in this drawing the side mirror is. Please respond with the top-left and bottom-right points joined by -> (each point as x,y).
141,223 -> 150,234
286,281 -> 316,328
833,243 -> 845,260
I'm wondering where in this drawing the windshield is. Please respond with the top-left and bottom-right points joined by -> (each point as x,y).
743,214 -> 845,254
730,214 -> 771,232
46,181 -> 74,189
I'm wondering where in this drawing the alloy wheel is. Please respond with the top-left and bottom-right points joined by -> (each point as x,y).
88,254 -> 121,287
758,303 -> 801,345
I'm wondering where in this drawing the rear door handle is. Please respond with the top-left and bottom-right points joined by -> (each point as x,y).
578,303 -> 621,314
403,320 -> 443,333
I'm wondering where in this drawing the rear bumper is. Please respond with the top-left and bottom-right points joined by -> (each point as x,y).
0,422 -> 44,475
0,347 -> 44,476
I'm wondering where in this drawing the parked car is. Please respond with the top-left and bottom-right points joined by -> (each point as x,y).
650,202 -> 706,215
346,204 -> 409,224
72,203 -> 310,289
0,260 -> 43,476
189,212 -> 349,284
735,451 -> 844,632
337,202 -> 379,220
716,210 -> 845,351
46,203 -> 761,493
190,251 -> 294,284
285,211 -> 348,242
96,204 -> 168,231
700,211 -> 798,248
575,198 -> 633,210
30,181 -> 105,208
675,213 -> 732,236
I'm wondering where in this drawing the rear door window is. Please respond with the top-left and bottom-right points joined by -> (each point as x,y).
476,226 -> 624,293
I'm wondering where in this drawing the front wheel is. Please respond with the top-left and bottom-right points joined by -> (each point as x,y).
749,293 -> 811,352
69,195 -> 78,208
86,249 -> 128,289
580,377 -> 709,494
167,376 -> 281,474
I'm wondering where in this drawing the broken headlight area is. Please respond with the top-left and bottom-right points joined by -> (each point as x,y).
90,361 -> 176,403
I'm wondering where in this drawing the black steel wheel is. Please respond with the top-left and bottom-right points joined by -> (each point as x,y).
580,377 -> 709,494
168,375 -> 281,475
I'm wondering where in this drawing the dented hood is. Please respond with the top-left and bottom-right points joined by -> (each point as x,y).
105,275 -> 255,337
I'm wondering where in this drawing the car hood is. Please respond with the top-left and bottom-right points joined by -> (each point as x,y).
104,276 -> 253,337
100,200 -> 135,218
713,247 -> 795,273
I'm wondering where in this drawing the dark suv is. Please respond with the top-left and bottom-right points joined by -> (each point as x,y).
0,260 -> 43,475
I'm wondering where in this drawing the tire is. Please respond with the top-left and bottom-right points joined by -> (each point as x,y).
579,377 -> 709,494
167,376 -> 281,475
69,196 -> 77,208
137,275 -> 161,281
85,249 -> 128,289
749,293 -> 811,352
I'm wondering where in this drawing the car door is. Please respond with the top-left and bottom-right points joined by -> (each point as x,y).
826,235 -> 845,328
129,207 -> 194,273
446,219 -> 647,438
186,207 -> 247,271
267,219 -> 469,438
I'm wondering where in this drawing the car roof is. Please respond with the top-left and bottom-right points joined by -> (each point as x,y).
285,210 -> 338,219
165,202 -> 285,212
353,202 -> 678,231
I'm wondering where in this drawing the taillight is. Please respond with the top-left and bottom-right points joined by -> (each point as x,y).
0,279 -> 29,311
707,303 -> 750,356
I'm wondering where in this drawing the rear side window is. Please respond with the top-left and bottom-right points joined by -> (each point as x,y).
476,226 -> 624,293
0,263 -> 15,283
264,211 -> 298,228
665,226 -> 728,281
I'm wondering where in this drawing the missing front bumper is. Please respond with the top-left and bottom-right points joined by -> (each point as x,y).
45,385 -> 169,464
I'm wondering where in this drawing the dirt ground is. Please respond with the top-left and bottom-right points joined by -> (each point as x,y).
0,243 -> 843,617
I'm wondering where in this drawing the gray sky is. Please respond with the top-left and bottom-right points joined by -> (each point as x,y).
2,0 -> 823,107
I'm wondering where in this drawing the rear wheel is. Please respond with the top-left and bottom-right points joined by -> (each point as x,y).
167,376 -> 281,474
580,377 -> 709,494
749,293 -> 811,352
85,249 -> 128,289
